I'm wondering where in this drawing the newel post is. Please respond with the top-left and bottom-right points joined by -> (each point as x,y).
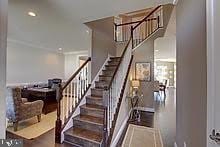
103,86 -> 109,146
157,15 -> 160,28
131,26 -> 134,49
55,84 -> 62,143
114,23 -> 118,42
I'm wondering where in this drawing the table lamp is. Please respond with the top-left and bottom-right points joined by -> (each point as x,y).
130,80 -> 141,122
131,80 -> 140,96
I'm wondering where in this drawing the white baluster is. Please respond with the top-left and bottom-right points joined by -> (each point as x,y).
70,82 -> 73,113
86,65 -> 88,87
76,77 -> 79,103
62,91 -> 65,123
65,86 -> 70,118
84,67 -> 86,91
79,73 -> 81,98
73,80 -> 76,107
109,88 -> 112,128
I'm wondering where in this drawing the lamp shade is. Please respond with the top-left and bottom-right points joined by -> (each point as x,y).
132,80 -> 140,88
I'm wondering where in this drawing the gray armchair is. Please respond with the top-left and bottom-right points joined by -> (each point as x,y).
6,87 -> 44,131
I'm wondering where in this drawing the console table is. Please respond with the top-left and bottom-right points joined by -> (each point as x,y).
21,87 -> 57,114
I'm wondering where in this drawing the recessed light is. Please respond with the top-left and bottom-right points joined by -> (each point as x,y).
58,48 -> 62,51
28,11 -> 36,17
86,30 -> 89,34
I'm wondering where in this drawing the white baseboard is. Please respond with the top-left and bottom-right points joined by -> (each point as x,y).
111,109 -> 132,147
133,107 -> 155,113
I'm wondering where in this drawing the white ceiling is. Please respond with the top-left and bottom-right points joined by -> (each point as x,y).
155,7 -> 176,62
8,0 -> 173,53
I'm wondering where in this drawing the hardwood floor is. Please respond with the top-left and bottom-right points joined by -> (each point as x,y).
7,129 -> 72,147
117,88 -> 176,147
6,88 -> 176,147
154,88 -> 176,147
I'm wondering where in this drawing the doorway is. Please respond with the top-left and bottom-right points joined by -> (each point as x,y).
153,7 -> 176,147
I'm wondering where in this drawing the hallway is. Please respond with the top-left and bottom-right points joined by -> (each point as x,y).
154,88 -> 176,147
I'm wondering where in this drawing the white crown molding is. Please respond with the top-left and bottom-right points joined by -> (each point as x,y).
6,81 -> 46,87
7,38 -> 87,55
64,50 -> 88,55
7,38 -> 64,54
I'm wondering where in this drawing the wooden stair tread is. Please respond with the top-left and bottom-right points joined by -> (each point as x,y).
95,80 -> 109,83
87,95 -> 103,100
99,75 -> 112,77
74,114 -> 103,125
105,64 -> 118,67
81,104 -> 105,111
110,57 -> 121,59
107,63 -> 119,66
108,62 -> 120,65
91,87 -> 104,90
63,140 -> 83,147
108,60 -> 120,62
65,127 -> 102,143
98,80 -> 110,82
102,69 -> 115,72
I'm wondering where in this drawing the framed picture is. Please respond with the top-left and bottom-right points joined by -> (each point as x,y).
135,62 -> 151,81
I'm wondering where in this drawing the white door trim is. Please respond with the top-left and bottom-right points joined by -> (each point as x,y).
207,0 -> 217,146
0,0 -> 8,139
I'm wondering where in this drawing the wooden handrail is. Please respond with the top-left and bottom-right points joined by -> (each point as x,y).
105,37 -> 132,90
115,18 -> 157,27
62,57 -> 91,90
133,5 -> 161,30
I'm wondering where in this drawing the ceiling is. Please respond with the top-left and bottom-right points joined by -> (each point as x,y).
8,0 -> 173,53
155,7 -> 176,62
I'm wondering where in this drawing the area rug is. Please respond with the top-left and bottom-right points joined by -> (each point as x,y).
7,111 -> 56,139
122,124 -> 163,147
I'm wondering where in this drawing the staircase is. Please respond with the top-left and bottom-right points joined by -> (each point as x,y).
55,4 -> 169,147
63,57 -> 121,146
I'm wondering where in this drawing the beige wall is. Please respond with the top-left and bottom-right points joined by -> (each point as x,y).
176,0 -> 207,146
0,0 -> 7,139
7,41 -> 64,85
116,42 -> 127,57
86,17 -> 116,80
132,39 -> 155,109
64,51 -> 88,80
